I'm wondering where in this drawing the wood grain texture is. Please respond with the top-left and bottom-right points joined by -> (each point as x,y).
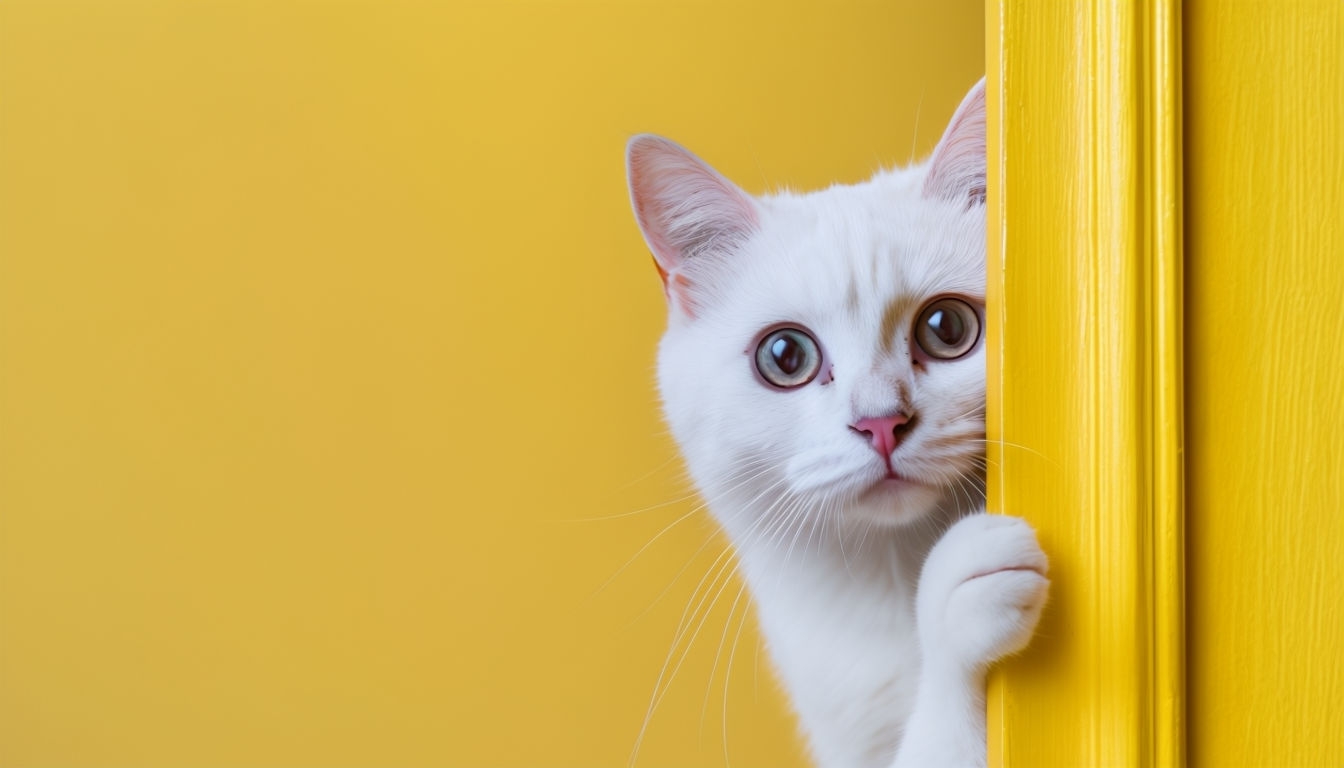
987,1 -> 1184,765
1184,2 -> 1344,766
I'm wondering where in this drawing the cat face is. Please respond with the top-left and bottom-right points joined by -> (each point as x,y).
628,81 -> 987,532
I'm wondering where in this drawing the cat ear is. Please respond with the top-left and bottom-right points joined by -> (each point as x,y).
626,135 -> 759,315
923,78 -> 987,207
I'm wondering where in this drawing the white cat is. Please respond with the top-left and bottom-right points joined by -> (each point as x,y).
624,79 -> 1048,768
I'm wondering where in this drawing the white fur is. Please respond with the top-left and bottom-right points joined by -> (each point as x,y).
626,79 -> 1048,768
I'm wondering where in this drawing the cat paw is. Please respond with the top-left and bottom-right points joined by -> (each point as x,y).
916,513 -> 1049,671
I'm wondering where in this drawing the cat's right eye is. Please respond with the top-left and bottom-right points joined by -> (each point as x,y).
914,297 -> 981,360
754,327 -> 822,389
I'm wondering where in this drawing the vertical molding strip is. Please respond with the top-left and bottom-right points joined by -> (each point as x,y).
1146,3 -> 1184,766
985,2 -> 1184,766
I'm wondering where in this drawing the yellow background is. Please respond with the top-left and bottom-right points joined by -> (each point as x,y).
0,2 -> 983,765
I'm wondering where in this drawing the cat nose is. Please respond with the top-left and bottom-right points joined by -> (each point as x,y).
850,413 -> 914,457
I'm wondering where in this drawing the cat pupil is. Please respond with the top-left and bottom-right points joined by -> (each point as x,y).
928,309 -> 963,345
772,337 -> 803,374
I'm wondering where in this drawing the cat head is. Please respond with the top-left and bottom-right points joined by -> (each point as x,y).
626,79 -> 987,533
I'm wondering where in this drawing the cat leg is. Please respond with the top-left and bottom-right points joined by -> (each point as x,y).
890,513 -> 1048,768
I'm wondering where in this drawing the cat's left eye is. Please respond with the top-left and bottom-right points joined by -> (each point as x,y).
754,327 -> 822,389
914,298 -> 981,360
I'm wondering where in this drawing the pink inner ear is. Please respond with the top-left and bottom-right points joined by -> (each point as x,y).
668,272 -> 696,318
646,253 -> 698,317
923,80 -> 987,205
652,255 -> 670,287
626,134 -> 758,318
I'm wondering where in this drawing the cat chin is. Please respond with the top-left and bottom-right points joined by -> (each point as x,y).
848,480 -> 947,528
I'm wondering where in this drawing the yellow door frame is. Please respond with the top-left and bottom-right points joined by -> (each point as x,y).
986,2 -> 1184,766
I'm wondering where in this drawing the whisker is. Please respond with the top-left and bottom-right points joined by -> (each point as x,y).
561,492 -> 700,524
624,532 -> 719,629
603,458 -> 781,602
611,455 -> 682,493
721,587 -> 752,768
590,506 -> 701,600
970,437 -> 1059,466
700,580 -> 749,741
647,559 -> 744,721
630,471 -> 791,766
630,546 -> 740,766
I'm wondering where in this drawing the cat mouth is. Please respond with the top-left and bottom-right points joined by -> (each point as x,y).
867,470 -> 923,492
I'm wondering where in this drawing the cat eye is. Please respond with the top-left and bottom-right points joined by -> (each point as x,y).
914,298 -> 981,360
754,327 -> 822,389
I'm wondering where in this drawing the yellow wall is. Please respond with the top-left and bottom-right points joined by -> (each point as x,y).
0,2 -> 983,765
1185,1 -> 1344,765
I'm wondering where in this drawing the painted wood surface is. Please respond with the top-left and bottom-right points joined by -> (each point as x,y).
1184,2 -> 1344,765
987,1 -> 1183,765
993,1 -> 1343,766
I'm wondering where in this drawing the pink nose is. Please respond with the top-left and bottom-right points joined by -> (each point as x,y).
850,413 -> 913,457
